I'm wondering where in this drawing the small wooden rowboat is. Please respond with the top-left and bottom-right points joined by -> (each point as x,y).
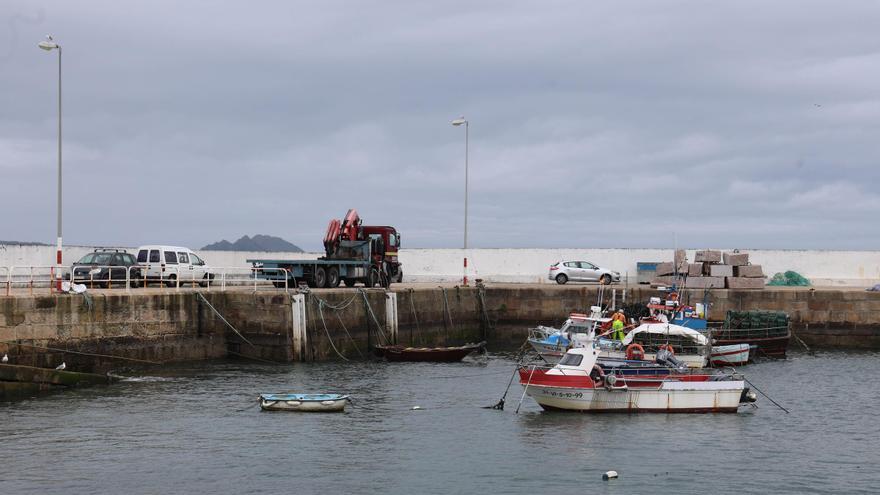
373,341 -> 486,362
259,393 -> 349,412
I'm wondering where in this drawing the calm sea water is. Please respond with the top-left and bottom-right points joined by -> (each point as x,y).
2,348 -> 878,494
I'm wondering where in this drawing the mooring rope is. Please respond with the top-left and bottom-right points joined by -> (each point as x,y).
317,300 -> 351,361
0,340 -> 163,365
334,311 -> 364,358
196,293 -> 256,349
440,287 -> 454,331
359,289 -> 389,345
408,288 -> 421,345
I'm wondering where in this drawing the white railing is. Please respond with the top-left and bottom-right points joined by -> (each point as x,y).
1,265 -> 290,295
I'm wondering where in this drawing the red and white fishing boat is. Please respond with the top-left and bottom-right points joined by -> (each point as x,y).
709,343 -> 751,366
518,347 -> 754,413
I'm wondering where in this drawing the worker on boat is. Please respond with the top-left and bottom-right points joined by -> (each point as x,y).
610,316 -> 626,341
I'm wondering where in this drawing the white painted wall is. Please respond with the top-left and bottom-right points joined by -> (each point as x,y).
2,244 -> 879,287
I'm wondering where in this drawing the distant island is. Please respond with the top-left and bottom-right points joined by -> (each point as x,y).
202,234 -> 303,252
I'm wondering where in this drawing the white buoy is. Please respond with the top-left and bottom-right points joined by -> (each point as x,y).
56,362 -> 66,370
410,406 -> 423,410
603,471 -> 618,480
2,354 -> 8,363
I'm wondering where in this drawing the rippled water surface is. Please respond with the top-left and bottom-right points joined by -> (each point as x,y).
2,349 -> 878,494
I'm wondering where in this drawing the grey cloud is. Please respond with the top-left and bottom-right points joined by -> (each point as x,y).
1,0 -> 878,251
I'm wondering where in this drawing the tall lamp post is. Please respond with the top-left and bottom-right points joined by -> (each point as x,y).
451,117 -> 469,286
38,35 -> 62,291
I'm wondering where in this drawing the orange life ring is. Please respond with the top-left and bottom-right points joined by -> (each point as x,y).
658,344 -> 675,355
625,343 -> 645,360
667,292 -> 679,302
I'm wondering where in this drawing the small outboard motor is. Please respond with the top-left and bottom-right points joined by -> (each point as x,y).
740,388 -> 758,403
655,348 -> 687,371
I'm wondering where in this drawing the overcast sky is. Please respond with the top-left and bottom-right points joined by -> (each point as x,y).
2,1 -> 878,251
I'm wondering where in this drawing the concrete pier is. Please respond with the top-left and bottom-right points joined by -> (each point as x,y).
1,285 -> 879,371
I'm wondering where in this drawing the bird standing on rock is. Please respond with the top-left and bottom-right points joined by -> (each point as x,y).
2,354 -> 8,363
56,362 -> 66,370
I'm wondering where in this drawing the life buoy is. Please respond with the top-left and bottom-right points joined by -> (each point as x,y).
668,292 -> 679,302
658,344 -> 675,355
626,343 -> 645,360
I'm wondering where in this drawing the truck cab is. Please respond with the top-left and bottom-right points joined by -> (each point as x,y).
361,226 -> 402,283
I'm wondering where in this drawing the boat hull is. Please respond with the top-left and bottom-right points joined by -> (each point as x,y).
524,382 -> 743,413
710,344 -> 750,366
713,334 -> 790,358
599,349 -> 707,368
375,342 -> 484,362
259,394 -> 348,412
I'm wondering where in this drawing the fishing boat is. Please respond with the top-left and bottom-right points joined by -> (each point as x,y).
259,393 -> 349,412
373,341 -> 486,362
711,310 -> 791,358
650,293 -> 790,358
518,347 -> 755,413
710,343 -> 751,366
527,310 -> 610,362
597,323 -> 712,368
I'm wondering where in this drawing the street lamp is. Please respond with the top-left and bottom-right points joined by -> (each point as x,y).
451,117 -> 469,286
38,35 -> 62,291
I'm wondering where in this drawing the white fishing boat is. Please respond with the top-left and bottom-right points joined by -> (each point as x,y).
598,323 -> 711,368
709,343 -> 750,366
259,393 -> 349,412
518,347 -> 754,413
527,309 -> 610,362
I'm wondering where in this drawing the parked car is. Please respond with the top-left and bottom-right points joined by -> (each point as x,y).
135,245 -> 213,287
549,260 -> 620,285
69,248 -> 143,288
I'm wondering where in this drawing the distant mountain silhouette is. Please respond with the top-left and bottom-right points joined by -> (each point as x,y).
0,240 -> 49,246
202,235 -> 303,252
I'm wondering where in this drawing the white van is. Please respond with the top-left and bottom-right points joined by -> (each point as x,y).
135,245 -> 213,286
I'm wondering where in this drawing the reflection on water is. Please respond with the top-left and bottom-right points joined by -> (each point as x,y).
2,350 -> 879,494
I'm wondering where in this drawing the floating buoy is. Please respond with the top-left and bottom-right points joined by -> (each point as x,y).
410,406 -> 423,410
602,471 -> 618,480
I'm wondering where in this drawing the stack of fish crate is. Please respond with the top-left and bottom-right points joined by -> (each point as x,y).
685,250 -> 726,288
723,252 -> 765,289
650,249 -> 687,286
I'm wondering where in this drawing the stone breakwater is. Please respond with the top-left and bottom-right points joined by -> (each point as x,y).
1,285 -> 878,370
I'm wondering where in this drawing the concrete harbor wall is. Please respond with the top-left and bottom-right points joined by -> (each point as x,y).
1,285 -> 879,371
3,244 -> 879,287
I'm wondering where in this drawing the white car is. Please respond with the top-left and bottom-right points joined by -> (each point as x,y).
136,245 -> 212,286
549,260 -> 621,285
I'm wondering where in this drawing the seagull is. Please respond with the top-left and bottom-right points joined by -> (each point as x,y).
56,362 -> 66,370
2,354 -> 8,363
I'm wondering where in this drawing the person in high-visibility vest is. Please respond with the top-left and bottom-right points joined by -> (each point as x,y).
611,318 -> 626,341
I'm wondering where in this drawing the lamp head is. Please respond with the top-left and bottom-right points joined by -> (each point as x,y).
451,117 -> 467,126
38,35 -> 59,51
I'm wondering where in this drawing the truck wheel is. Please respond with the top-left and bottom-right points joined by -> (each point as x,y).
314,267 -> 327,288
395,269 -> 403,283
555,273 -> 568,285
343,279 -> 356,287
165,275 -> 177,288
364,269 -> 379,288
327,267 -> 340,288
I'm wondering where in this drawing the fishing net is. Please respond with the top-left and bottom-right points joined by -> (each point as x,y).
767,271 -> 811,286
724,310 -> 789,329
